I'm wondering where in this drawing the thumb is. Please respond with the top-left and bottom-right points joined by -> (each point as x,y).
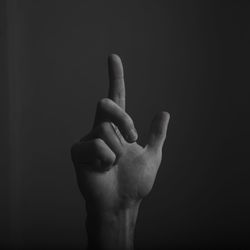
146,111 -> 170,153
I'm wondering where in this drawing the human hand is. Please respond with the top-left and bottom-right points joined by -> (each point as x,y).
71,54 -> 170,249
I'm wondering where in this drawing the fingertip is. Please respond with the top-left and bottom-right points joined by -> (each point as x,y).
125,128 -> 138,143
108,53 -> 124,81
94,138 -> 116,166
159,111 -> 170,123
108,53 -> 121,62
146,110 -> 171,152
104,150 -> 116,166
152,111 -> 170,132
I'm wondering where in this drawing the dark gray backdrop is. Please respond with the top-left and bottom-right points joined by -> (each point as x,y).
1,0 -> 250,249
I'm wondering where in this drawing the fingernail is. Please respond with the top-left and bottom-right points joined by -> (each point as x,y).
127,128 -> 138,142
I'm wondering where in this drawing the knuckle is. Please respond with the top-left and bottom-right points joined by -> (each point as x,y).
97,98 -> 111,110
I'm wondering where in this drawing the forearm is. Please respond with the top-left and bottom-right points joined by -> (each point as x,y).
86,203 -> 140,250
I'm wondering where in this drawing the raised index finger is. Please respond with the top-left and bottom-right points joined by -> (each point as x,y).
108,54 -> 126,110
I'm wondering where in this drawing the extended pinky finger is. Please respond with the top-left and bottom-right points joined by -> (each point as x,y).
71,138 -> 116,171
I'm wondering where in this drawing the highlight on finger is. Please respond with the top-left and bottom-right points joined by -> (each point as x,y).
108,54 -> 126,110
108,54 -> 124,80
146,111 -> 170,153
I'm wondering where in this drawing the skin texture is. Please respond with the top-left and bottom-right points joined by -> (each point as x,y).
71,54 -> 170,249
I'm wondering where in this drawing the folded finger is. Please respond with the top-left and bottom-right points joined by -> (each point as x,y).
94,98 -> 137,143
91,122 -> 123,157
71,138 -> 115,170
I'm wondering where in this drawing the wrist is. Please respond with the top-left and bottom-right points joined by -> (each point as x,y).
86,201 -> 141,250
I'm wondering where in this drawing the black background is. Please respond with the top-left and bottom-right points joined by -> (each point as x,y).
1,0 -> 250,249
